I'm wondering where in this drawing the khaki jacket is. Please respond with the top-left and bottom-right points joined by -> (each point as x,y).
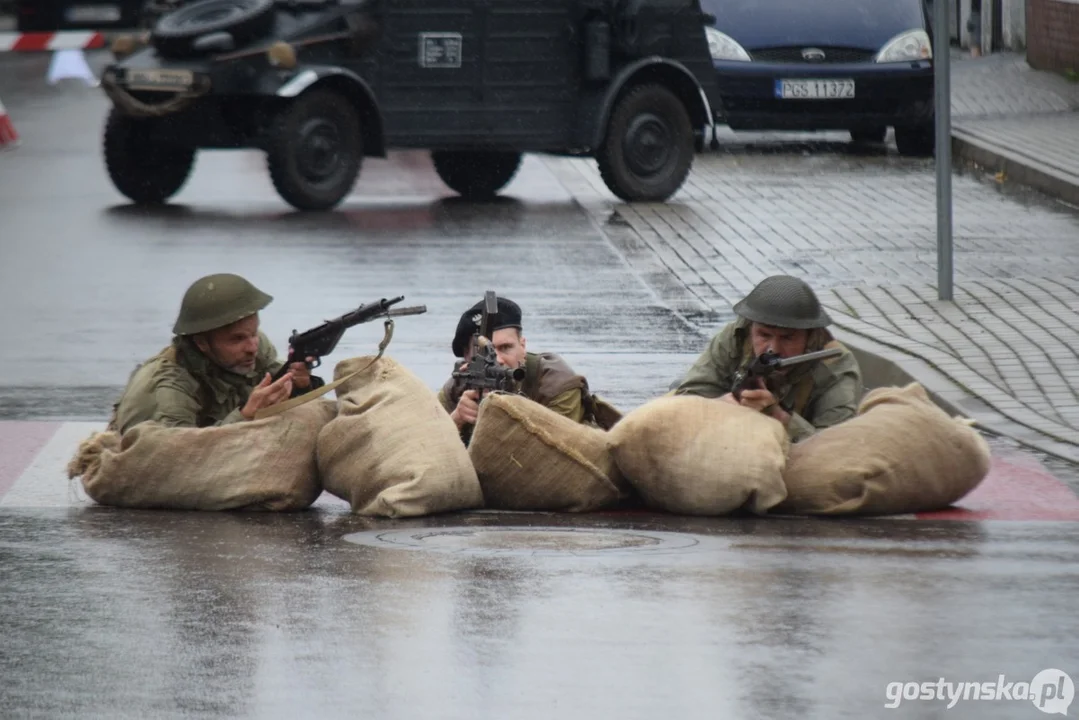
108,333 -> 286,434
674,318 -> 863,442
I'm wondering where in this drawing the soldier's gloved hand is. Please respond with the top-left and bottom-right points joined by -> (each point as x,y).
240,372 -> 294,420
450,390 -> 480,428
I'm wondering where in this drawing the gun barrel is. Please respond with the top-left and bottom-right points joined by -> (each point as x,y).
774,347 -> 844,368
385,305 -> 427,317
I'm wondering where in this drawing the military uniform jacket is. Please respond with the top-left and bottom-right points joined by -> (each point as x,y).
109,332 -> 304,434
438,351 -> 590,424
674,318 -> 863,442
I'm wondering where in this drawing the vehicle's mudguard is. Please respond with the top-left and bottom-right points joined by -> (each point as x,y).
271,64 -> 387,157
581,56 -> 719,150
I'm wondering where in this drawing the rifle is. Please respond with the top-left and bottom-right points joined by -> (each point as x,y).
271,296 -> 427,381
451,290 -> 525,398
731,346 -> 843,401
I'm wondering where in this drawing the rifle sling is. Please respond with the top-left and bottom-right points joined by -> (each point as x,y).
253,319 -> 395,420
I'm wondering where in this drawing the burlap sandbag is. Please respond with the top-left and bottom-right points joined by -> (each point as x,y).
66,399 -> 336,511
468,392 -> 632,512
774,382 -> 992,516
607,395 -> 790,515
316,355 -> 483,517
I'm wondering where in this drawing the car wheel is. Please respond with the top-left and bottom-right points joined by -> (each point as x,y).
151,0 -> 275,58
895,124 -> 935,157
850,127 -> 887,145
596,83 -> 694,203
266,89 -> 362,212
431,151 -> 522,199
103,108 -> 196,204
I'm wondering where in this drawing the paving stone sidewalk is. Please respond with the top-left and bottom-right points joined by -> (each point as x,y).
951,51 -> 1079,206
544,151 -> 1079,464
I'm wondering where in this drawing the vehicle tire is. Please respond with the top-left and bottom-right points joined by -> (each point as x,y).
850,127 -> 887,144
151,0 -> 275,58
895,123 -> 935,157
596,83 -> 694,203
431,150 -> 522,199
103,108 -> 196,204
266,89 -> 363,212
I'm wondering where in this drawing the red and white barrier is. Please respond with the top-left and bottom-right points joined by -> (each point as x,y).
0,95 -> 18,150
0,31 -> 106,53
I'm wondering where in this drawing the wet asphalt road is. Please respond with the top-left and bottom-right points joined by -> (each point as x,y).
2,51 -> 1078,720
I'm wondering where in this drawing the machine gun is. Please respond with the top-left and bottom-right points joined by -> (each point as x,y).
271,296 -> 427,381
451,290 -> 525,397
731,346 -> 843,401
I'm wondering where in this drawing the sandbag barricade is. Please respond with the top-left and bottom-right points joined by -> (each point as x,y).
607,395 -> 790,516
774,382 -> 991,516
316,355 -> 484,518
468,392 -> 632,512
66,399 -> 337,511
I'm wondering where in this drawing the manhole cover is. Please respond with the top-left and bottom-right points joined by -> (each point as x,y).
342,526 -> 716,557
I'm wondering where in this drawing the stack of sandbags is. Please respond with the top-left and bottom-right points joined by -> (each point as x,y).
66,399 -> 337,511
606,395 -> 790,515
468,392 -> 632,512
775,382 -> 992,516
316,355 -> 484,518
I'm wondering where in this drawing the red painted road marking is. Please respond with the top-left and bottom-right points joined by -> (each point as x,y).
0,421 -> 62,500
918,453 -> 1079,521
0,32 -> 106,52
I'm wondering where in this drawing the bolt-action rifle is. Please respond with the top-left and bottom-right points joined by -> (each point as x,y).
731,346 -> 843,401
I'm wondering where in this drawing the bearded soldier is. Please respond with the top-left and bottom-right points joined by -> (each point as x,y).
109,273 -> 324,434
438,296 -> 608,441
674,275 -> 863,442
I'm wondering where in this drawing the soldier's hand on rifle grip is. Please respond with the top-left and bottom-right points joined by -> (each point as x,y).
451,389 -> 481,429
287,355 -> 317,390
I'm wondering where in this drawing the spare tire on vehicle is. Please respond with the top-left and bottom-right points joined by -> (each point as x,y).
151,0 -> 276,58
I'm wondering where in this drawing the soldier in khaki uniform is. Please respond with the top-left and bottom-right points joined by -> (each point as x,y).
674,275 -> 863,442
438,296 -> 600,441
109,273 -> 324,434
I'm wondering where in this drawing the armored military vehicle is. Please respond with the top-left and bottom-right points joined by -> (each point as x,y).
101,0 -> 722,211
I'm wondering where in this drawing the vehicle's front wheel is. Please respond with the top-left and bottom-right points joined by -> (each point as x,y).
103,108 -> 195,204
431,150 -> 522,199
596,83 -> 694,202
895,123 -> 935,157
266,89 -> 362,212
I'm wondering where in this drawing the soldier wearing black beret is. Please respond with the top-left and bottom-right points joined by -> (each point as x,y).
438,295 -> 596,438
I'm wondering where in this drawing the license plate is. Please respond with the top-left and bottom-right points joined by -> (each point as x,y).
125,69 -> 195,92
775,79 -> 855,99
65,5 -> 122,23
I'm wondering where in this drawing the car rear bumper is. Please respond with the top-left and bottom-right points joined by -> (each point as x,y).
712,60 -> 934,130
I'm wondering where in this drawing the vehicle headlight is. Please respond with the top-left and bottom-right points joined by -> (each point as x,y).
875,29 -> 932,62
704,27 -> 751,62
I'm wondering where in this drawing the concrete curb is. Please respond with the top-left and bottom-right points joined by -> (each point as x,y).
952,126 -> 1079,207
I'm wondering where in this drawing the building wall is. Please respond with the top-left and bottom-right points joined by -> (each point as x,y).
1028,0 -> 1079,70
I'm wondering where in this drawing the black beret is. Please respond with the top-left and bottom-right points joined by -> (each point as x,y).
451,296 -> 523,357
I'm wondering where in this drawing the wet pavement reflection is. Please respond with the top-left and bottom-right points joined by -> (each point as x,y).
2,508 -> 1077,719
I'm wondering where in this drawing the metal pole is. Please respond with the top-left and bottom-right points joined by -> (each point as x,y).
935,0 -> 954,301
